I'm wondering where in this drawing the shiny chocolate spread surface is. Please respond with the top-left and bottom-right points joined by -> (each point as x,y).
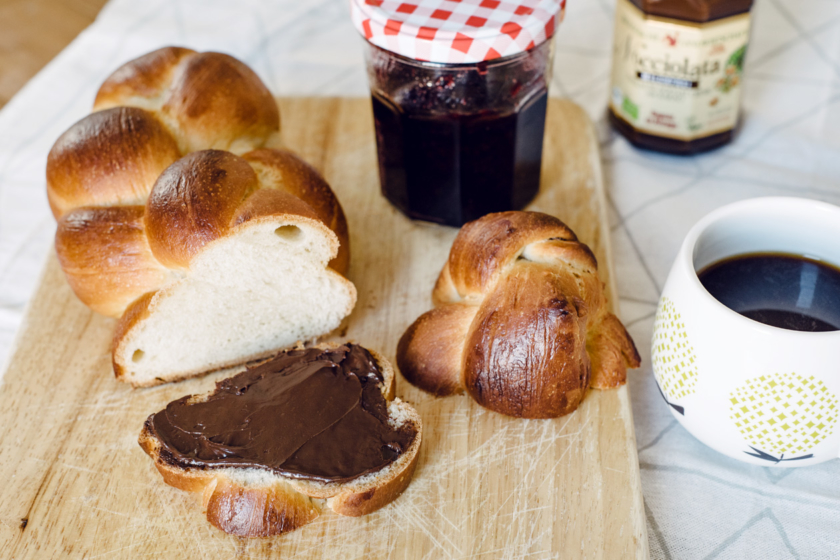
146,344 -> 416,483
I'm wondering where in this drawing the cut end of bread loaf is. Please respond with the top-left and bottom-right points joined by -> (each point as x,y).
113,216 -> 356,387
47,47 -> 356,387
138,347 -> 422,537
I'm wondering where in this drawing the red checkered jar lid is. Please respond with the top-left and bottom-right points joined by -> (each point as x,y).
351,0 -> 566,64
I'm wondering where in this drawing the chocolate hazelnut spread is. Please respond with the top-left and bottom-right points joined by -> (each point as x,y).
145,344 -> 416,484
609,0 -> 754,153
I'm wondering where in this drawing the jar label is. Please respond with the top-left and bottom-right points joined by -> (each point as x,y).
609,0 -> 750,141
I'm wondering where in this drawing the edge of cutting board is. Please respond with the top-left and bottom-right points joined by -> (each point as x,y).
0,97 -> 649,559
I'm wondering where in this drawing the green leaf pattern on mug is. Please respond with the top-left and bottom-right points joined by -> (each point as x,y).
652,297 -> 698,401
730,373 -> 838,456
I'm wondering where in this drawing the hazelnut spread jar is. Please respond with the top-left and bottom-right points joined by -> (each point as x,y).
351,0 -> 566,227
609,0 -> 754,154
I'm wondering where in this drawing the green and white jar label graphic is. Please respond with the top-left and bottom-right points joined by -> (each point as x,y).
609,0 -> 751,140
730,373 -> 838,463
652,297 -> 698,415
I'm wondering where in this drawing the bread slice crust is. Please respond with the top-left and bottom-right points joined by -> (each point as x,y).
138,347 -> 421,537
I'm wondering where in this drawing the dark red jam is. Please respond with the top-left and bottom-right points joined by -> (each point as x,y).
372,90 -> 547,226
365,42 -> 552,227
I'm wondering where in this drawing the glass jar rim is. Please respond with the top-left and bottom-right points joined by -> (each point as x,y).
365,40 -> 550,71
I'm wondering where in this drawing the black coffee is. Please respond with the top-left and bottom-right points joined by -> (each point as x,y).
698,253 -> 840,332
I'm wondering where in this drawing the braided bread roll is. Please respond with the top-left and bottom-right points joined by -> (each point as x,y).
47,47 -> 355,387
397,211 -> 640,418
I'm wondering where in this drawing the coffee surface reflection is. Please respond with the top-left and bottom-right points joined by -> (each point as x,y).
698,253 -> 840,332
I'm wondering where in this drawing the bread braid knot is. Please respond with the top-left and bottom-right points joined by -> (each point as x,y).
397,211 -> 640,419
46,47 -> 354,386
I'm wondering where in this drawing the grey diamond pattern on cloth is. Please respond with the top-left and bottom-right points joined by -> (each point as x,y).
0,0 -> 838,558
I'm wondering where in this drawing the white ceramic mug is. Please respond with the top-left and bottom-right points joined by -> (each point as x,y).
652,197 -> 840,467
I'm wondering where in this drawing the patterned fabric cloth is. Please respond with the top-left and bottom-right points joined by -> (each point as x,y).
0,0 -> 838,557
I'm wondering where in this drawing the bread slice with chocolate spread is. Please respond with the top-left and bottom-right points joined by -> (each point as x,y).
138,344 -> 421,537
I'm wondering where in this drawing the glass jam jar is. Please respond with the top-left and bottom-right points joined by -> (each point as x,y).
351,0 -> 565,227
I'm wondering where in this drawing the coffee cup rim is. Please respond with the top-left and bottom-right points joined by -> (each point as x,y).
679,196 -> 840,339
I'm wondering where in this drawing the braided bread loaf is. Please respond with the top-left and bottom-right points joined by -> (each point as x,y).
47,47 -> 356,387
397,211 -> 640,418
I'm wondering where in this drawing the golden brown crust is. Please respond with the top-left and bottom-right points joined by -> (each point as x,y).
140,421 -> 321,540
242,148 -> 350,276
58,147 -> 347,322
463,263 -> 591,418
431,262 -> 461,306
587,313 -> 642,389
94,48 -> 279,155
138,426 -> 210,493
160,52 -> 280,154
204,478 -> 321,538
112,291 -> 155,382
144,149 -> 259,269
49,47 -> 353,386
444,211 -> 579,300
328,437 -> 420,517
94,46 -> 196,109
137,349 -> 421,537
231,188 -> 321,227
399,211 -> 640,419
46,107 -> 180,219
55,206 -> 171,317
397,303 -> 476,396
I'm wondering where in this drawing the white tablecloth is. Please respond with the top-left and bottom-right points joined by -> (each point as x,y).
1,0 -> 838,557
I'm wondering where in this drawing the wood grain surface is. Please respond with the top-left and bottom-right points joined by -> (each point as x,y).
0,97 -> 649,559
0,0 -> 108,108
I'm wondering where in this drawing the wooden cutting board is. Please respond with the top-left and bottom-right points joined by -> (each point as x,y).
0,97 -> 649,559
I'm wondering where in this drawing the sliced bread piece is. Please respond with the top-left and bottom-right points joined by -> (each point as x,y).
138,344 -> 422,537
